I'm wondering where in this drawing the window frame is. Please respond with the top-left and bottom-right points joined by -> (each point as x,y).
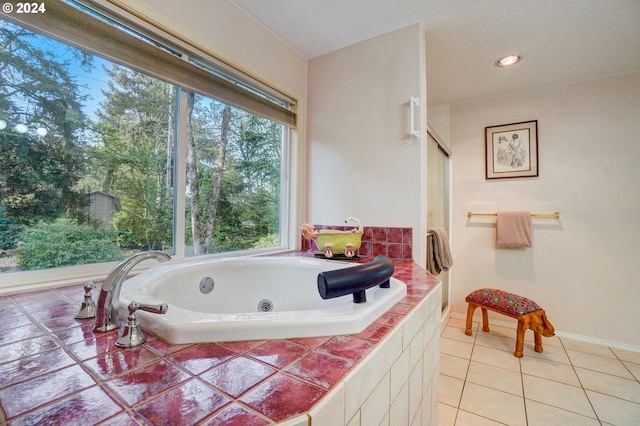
0,0 -> 300,293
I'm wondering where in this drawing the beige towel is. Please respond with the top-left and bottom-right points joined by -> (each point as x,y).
427,227 -> 453,275
496,211 -> 532,248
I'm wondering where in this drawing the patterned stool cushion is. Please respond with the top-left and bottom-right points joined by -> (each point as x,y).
466,288 -> 541,315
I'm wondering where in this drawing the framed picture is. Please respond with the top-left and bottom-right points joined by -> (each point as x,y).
485,120 -> 538,179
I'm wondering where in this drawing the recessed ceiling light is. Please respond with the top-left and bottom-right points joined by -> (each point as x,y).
496,54 -> 522,67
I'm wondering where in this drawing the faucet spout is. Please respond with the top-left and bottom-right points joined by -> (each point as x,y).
344,217 -> 363,233
94,250 -> 171,332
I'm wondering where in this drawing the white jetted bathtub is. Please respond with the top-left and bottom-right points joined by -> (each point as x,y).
120,256 -> 407,344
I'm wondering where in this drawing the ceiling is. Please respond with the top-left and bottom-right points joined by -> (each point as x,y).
230,0 -> 640,106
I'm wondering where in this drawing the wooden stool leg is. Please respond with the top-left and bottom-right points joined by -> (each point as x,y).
465,303 -> 476,336
534,331 -> 543,353
531,310 -> 548,353
514,318 -> 526,357
481,308 -> 490,332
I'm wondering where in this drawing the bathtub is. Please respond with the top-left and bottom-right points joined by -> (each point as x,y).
119,256 -> 407,344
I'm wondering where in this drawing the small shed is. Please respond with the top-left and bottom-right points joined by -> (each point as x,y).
85,191 -> 120,229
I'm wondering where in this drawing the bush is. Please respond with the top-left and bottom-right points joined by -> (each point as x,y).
16,218 -> 123,270
0,209 -> 22,250
252,233 -> 279,248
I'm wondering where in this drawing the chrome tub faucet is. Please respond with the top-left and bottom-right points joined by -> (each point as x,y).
116,300 -> 168,347
94,250 -> 171,332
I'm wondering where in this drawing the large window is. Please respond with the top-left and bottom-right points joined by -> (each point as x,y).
0,1 -> 295,281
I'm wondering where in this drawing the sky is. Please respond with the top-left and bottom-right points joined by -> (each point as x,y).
1,18 -> 111,122
44,36 -> 112,121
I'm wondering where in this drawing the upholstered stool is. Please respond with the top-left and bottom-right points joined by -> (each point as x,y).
465,288 -> 555,357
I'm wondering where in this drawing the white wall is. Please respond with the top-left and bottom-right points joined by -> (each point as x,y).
426,104 -> 450,146
307,23 -> 428,266
123,0 -> 307,99
449,71 -> 640,348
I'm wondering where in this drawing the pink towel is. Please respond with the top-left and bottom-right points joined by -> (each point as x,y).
496,211 -> 532,248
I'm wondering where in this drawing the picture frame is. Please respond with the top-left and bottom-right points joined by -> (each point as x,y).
485,120 -> 538,179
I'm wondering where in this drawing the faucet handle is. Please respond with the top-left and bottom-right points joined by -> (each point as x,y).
135,302 -> 169,315
116,301 -> 168,348
74,280 -> 98,319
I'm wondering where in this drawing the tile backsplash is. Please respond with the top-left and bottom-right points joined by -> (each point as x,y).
301,225 -> 412,260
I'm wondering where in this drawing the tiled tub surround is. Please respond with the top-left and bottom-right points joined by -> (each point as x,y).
0,257 -> 441,425
301,225 -> 413,260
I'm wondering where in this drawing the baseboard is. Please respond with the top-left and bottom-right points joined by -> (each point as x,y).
440,305 -> 451,333
447,312 -> 640,354
552,330 -> 640,354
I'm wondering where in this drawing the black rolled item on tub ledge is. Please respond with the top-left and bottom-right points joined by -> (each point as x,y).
317,255 -> 394,303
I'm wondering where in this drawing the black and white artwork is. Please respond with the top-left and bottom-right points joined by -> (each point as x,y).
485,120 -> 538,179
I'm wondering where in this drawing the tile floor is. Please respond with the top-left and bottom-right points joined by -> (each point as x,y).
439,317 -> 640,426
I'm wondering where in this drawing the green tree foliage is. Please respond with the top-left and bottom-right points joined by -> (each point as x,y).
0,131 -> 63,223
88,65 -> 174,250
16,218 -> 121,270
0,22 -> 90,224
0,203 -> 21,250
2,17 -> 285,272
186,95 -> 282,254
231,116 -> 281,234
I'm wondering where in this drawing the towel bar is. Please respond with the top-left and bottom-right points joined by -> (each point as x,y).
467,211 -> 560,219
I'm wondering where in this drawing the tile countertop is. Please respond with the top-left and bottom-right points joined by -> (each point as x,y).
0,256 -> 439,425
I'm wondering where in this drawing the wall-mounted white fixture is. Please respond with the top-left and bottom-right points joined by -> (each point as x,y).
409,97 -> 420,139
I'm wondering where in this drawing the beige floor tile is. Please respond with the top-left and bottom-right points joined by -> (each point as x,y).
531,333 -> 563,348
474,331 -> 517,353
575,367 -> 640,404
441,336 -> 474,359
454,410 -> 505,425
586,390 -> 640,426
441,325 -> 476,344
561,338 -> 616,358
437,402 -> 457,426
479,323 -> 517,339
439,317 -> 639,426
459,382 -> 526,426
466,361 -> 523,397
568,349 -> 635,378
623,361 -> 640,381
482,321 -> 562,348
520,356 -> 580,386
470,345 -> 521,372
525,399 -> 600,426
440,353 -> 470,380
612,348 -> 640,364
521,341 -> 571,364
439,373 -> 464,407
444,317 -> 471,331
522,374 -> 595,417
